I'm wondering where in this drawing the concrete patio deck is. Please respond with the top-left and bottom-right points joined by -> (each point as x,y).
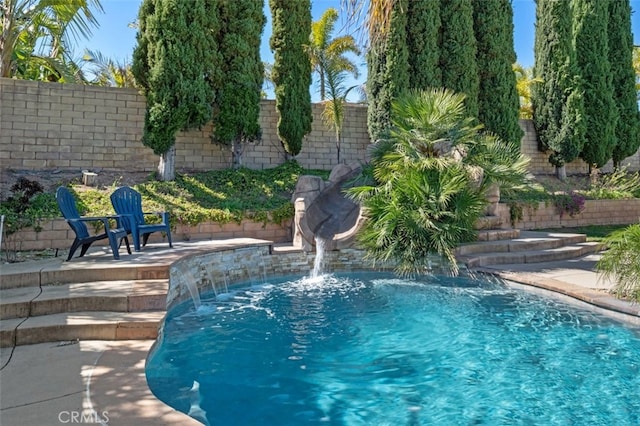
1,238 -> 638,426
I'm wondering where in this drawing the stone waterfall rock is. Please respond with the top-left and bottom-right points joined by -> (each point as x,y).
292,163 -> 364,252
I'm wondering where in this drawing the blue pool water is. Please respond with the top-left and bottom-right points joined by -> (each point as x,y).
146,272 -> 640,425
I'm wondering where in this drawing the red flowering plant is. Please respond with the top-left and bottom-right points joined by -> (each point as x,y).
554,191 -> 586,218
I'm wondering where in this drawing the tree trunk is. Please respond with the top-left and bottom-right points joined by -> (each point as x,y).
157,145 -> 176,181
231,139 -> 243,169
590,166 -> 599,185
1,6 -> 16,78
555,164 -> 567,181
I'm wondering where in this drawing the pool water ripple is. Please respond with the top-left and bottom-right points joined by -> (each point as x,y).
146,272 -> 640,425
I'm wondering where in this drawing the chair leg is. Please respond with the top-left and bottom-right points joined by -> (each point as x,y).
166,227 -> 173,248
131,228 -> 141,251
68,238 -> 82,261
107,231 -> 120,260
79,243 -> 92,258
123,236 -> 132,255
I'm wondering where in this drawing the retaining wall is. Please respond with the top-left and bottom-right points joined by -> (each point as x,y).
2,217 -> 292,253
2,78 -> 638,178
494,199 -> 640,230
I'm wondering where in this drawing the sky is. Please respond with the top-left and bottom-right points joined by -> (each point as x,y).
79,0 -> 640,101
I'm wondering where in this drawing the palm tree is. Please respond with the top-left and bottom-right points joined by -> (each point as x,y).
321,69 -> 359,163
597,224 -> 640,302
1,0 -> 102,81
307,8 -> 361,164
307,8 -> 360,101
262,61 -> 274,98
513,63 -> 541,119
348,88 -> 529,276
83,50 -> 137,88
342,0 -> 390,45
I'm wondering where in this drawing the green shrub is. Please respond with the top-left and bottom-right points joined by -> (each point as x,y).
0,178 -> 59,262
597,223 -> 640,302
584,168 -> 640,200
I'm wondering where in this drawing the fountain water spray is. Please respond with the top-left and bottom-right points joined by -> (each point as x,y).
311,236 -> 327,278
204,264 -> 219,298
175,266 -> 201,310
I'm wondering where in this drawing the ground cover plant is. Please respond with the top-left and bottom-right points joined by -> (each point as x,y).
74,160 -> 329,227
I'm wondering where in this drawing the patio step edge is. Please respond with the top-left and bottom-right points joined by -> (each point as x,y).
0,310 -> 166,348
459,241 -> 602,268
0,279 -> 169,320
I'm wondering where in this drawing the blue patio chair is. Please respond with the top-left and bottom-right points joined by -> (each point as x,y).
56,187 -> 131,261
110,186 -> 173,251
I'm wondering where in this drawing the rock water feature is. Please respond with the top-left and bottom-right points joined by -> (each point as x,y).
292,162 -> 365,253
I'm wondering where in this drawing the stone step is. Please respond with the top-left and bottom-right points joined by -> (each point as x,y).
474,216 -> 504,230
0,280 -> 169,320
459,241 -> 601,268
0,310 -> 165,347
457,231 -> 587,256
476,229 -> 520,242
0,259 -> 170,290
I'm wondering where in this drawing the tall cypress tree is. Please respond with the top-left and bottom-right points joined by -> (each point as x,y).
473,0 -> 523,146
269,0 -> 312,157
212,0 -> 266,168
406,0 -> 441,90
132,0 -> 218,181
439,0 -> 479,118
608,0 -> 640,168
531,0 -> 585,180
572,0 -> 617,170
366,0 -> 409,143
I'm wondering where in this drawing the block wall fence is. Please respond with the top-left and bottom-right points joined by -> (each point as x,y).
2,78 -> 639,178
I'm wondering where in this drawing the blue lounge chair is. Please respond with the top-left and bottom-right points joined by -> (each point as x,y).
110,186 -> 173,251
56,187 -> 131,260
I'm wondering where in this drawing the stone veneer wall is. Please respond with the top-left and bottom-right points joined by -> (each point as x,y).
166,245 -> 392,309
2,78 -> 638,177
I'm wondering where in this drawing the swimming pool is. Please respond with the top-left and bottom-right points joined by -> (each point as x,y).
146,272 -> 640,425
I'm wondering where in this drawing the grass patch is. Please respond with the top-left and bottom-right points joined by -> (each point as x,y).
537,224 -> 630,242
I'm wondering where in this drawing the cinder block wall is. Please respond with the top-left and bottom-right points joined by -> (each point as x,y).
494,199 -> 640,230
518,119 -> 640,174
0,78 -> 369,173
3,78 -> 638,175
5,218 -> 292,252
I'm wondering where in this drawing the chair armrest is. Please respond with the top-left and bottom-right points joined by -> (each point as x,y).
68,216 -> 111,231
142,211 -> 170,223
69,216 -> 128,230
69,216 -> 110,224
